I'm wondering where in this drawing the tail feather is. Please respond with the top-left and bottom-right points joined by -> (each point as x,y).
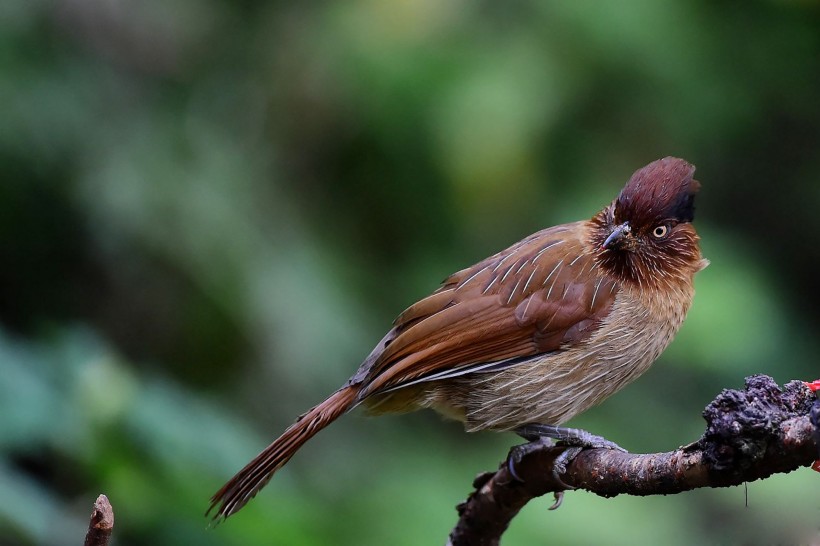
208,385 -> 359,520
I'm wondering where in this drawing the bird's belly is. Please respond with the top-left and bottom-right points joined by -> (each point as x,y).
432,289 -> 690,431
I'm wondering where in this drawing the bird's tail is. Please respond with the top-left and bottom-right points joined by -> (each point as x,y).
207,384 -> 359,520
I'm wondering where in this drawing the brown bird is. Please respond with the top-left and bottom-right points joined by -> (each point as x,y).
208,156 -> 709,519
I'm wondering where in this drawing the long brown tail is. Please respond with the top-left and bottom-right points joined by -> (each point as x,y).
207,385 -> 359,520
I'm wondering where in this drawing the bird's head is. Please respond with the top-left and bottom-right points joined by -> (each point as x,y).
591,157 -> 708,286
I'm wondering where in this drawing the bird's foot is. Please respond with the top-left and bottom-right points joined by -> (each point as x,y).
515,423 -> 626,452
509,424 -> 627,501
507,438 -> 580,492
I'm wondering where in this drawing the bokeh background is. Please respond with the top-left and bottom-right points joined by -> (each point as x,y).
2,1 -> 819,544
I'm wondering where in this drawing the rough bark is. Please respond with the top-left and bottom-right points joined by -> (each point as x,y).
448,375 -> 820,546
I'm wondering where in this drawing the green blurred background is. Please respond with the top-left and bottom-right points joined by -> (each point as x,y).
2,1 -> 819,544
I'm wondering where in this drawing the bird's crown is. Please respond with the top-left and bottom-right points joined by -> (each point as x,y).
614,157 -> 700,229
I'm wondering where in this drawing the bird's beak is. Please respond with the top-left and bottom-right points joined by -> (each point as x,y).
602,222 -> 631,250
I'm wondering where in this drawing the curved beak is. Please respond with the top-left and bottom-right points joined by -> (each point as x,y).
602,222 -> 631,250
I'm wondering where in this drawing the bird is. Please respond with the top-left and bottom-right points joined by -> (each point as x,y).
208,156 -> 709,520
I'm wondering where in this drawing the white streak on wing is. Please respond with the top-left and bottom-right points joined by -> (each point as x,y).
533,240 -> 565,263
518,294 -> 534,322
522,265 -> 539,294
545,260 -> 564,300
456,265 -> 490,291
590,277 -> 604,310
492,252 -> 514,273
482,275 -> 499,294
542,259 -> 564,288
500,259 -> 520,284
507,278 -> 523,305
376,359 -> 512,393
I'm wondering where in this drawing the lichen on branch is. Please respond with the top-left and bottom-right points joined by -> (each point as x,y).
448,375 -> 819,546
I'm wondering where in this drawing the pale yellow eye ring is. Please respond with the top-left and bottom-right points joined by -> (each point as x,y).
652,225 -> 670,238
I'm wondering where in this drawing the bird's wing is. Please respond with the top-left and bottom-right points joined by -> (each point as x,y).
354,222 -> 621,397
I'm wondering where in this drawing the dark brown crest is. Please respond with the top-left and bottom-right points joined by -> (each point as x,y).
614,157 -> 699,229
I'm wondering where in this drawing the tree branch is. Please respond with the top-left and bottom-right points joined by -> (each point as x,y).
84,494 -> 114,546
448,375 -> 820,546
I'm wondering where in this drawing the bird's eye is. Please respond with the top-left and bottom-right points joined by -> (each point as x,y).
652,224 -> 670,239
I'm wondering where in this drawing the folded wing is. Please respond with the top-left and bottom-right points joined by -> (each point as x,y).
353,222 -> 620,397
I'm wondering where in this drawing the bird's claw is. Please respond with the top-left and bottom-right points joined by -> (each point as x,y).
550,446 -> 582,490
507,437 -> 553,482
548,491 -> 564,511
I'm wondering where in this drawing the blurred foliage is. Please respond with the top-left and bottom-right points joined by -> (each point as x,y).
1,0 -> 819,544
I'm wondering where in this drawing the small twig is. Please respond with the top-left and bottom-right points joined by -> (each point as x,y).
84,494 -> 114,546
449,375 -> 819,546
